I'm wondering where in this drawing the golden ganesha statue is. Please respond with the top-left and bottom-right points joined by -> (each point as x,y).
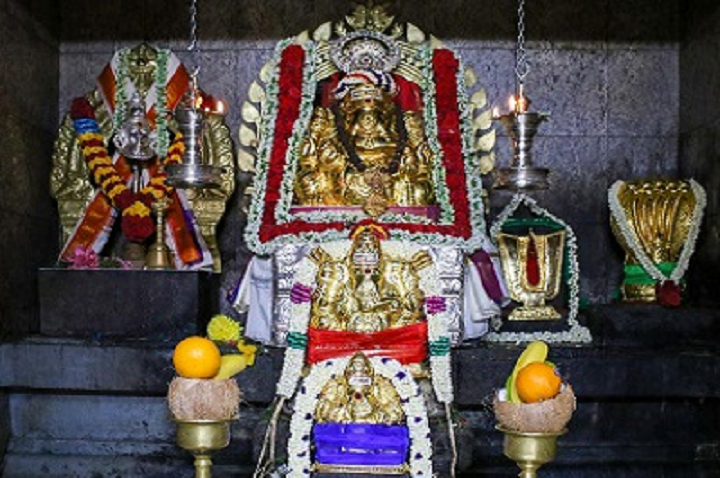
51,43 -> 234,271
609,178 -> 706,303
308,225 -> 431,334
294,70 -> 436,214
315,352 -> 404,425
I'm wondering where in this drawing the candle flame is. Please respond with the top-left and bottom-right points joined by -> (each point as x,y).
516,95 -> 528,114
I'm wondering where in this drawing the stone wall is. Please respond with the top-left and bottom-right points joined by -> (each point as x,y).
679,0 -> 720,304
56,0 -> 682,308
0,0 -> 59,336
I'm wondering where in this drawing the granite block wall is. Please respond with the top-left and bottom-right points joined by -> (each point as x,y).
0,392 -> 8,473
54,0 -> 683,310
679,0 -> 720,305
0,0 -> 60,336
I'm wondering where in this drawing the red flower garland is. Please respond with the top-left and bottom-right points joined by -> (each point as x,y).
254,46 -> 473,248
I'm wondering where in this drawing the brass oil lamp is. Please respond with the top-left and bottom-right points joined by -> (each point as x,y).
144,196 -> 174,270
165,0 -> 224,190
493,0 -> 550,191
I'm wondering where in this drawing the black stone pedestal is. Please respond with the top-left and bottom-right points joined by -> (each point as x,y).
38,268 -> 219,341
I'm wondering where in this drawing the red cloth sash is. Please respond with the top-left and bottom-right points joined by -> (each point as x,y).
307,321 -> 428,364
60,192 -> 116,261
62,56 -> 205,266
97,60 -> 190,125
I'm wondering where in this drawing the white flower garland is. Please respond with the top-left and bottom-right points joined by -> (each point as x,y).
608,179 -> 706,284
244,39 -> 289,256
485,193 -> 591,344
276,252 -> 316,398
291,209 -> 437,225
420,45 -> 453,225
287,356 -> 433,478
455,50 -> 488,254
113,47 -> 171,157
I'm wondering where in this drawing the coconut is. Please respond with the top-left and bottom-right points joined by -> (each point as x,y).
168,376 -> 241,421
493,384 -> 576,433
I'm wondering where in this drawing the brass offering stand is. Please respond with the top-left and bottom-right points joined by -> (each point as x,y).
497,426 -> 565,478
145,196 -> 174,270
175,419 -> 231,478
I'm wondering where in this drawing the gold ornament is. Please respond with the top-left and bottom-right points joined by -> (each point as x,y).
497,229 -> 565,321
315,353 -> 404,425
308,227 -> 431,332
238,5 -> 497,216
609,179 -> 701,302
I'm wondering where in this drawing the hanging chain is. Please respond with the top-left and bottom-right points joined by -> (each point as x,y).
515,0 -> 530,87
188,0 -> 200,80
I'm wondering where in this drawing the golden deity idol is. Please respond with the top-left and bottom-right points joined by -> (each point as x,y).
293,71 -> 436,214
609,179 -> 703,302
315,353 -> 404,425
308,227 -> 432,333
497,229 -> 565,321
51,43 -> 234,271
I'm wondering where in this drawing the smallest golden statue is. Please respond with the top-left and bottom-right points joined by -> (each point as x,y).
497,229 -> 565,321
315,353 -> 404,425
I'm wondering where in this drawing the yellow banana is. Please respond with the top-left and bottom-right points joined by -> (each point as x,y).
236,341 -> 258,367
507,341 -> 549,403
213,354 -> 248,380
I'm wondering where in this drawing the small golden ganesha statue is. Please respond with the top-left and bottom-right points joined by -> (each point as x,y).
315,352 -> 404,425
293,70 -> 436,215
609,178 -> 706,303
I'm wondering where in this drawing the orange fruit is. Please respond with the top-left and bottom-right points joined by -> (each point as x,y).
515,361 -> 562,403
172,336 -> 222,379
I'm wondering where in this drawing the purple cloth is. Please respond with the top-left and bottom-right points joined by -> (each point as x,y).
313,423 -> 409,466
470,249 -> 504,304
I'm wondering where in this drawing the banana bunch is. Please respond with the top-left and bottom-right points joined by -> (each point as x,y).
206,314 -> 259,380
213,339 -> 258,380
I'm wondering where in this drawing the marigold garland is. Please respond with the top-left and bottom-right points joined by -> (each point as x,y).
70,96 -> 185,243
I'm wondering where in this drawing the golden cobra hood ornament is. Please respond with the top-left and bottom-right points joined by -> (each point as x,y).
608,179 -> 706,304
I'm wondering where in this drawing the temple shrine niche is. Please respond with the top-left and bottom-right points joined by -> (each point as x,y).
51,43 -> 235,272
